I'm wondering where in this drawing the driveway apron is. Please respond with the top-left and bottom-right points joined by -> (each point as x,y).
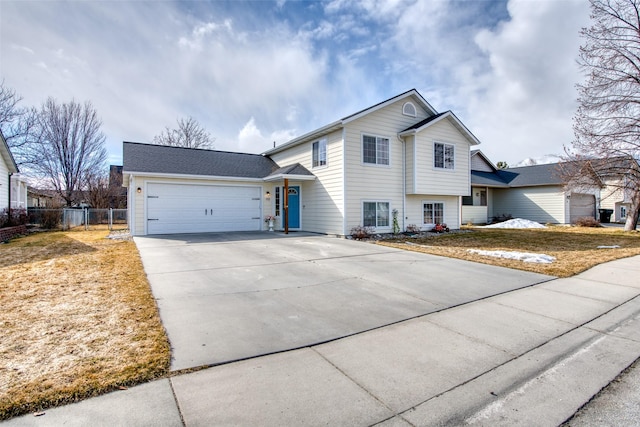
134,232 -> 553,371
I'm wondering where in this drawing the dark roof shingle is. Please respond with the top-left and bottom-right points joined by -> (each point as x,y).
123,142 -> 280,179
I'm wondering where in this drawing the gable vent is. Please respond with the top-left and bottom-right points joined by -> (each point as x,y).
402,102 -> 417,117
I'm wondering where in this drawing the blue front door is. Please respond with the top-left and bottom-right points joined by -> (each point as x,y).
287,186 -> 300,228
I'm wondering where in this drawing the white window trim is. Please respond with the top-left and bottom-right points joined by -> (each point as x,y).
433,141 -> 455,171
312,138 -> 328,169
361,133 -> 391,167
422,200 -> 445,227
362,200 -> 392,229
402,101 -> 417,117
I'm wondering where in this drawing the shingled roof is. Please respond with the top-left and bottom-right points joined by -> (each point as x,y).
470,162 -> 566,188
123,142 -> 281,179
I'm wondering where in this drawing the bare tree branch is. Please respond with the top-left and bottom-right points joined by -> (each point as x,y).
31,98 -> 107,207
570,0 -> 640,230
153,116 -> 215,149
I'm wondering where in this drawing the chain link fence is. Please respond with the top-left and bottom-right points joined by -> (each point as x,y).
28,208 -> 128,231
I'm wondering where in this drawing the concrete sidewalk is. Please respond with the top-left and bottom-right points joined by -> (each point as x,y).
4,256 -> 640,426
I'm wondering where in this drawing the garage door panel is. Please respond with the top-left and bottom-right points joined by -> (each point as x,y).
146,183 -> 262,235
570,193 -> 595,223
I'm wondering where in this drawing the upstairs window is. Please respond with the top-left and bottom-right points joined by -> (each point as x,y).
363,135 -> 389,165
402,102 -> 417,117
434,142 -> 455,170
312,139 -> 327,168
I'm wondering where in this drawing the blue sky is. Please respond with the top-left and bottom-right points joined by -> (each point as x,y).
0,0 -> 590,167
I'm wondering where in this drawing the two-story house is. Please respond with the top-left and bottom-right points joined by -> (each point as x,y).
123,89 -> 479,236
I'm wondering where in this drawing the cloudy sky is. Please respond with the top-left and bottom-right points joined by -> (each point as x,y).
0,0 -> 591,167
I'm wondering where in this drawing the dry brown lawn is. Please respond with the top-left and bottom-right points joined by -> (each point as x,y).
0,229 -> 170,420
379,226 -> 640,277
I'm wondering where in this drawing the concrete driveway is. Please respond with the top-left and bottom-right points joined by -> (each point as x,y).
134,232 -> 553,371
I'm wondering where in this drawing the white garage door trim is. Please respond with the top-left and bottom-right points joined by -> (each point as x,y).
145,182 -> 263,235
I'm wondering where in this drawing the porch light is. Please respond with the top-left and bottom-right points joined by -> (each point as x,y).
137,187 -> 142,194
266,191 -> 271,199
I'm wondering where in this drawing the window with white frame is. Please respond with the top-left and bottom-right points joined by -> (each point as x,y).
434,142 -> 454,169
423,202 -> 444,225
312,139 -> 327,167
363,201 -> 390,227
362,135 -> 390,165
402,102 -> 417,117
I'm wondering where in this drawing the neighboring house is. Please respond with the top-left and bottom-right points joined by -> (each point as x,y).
27,187 -> 63,208
463,150 -> 599,225
0,130 -> 26,212
123,89 -> 480,236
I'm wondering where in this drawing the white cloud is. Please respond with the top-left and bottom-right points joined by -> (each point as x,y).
238,117 -> 296,152
465,0 -> 590,164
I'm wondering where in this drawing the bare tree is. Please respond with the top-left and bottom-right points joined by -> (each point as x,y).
32,98 -> 107,206
84,170 -> 113,209
0,80 -> 38,163
153,116 -> 215,149
569,0 -> 640,231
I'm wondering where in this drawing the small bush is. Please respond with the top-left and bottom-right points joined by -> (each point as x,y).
491,213 -> 513,224
0,208 -> 28,228
575,217 -> 602,227
405,224 -> 421,233
40,209 -> 62,229
350,225 -> 374,239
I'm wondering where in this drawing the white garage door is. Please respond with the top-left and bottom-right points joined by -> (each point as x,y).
146,183 -> 262,235
570,193 -> 596,223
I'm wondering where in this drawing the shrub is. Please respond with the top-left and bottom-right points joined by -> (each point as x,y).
491,213 -> 513,224
40,209 -> 62,229
0,208 -> 28,228
350,225 -> 374,239
575,217 -> 602,227
405,224 -> 421,233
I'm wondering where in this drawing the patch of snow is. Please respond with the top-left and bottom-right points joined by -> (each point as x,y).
469,249 -> 555,264
597,245 -> 620,249
483,218 -> 546,229
512,154 -> 562,167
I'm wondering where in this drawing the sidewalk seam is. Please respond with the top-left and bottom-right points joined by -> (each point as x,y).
168,378 -> 187,427
310,347 -> 416,427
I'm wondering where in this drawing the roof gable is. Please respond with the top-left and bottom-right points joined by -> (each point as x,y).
123,142 -> 279,179
470,150 -> 497,172
399,110 -> 480,146
264,89 -> 439,155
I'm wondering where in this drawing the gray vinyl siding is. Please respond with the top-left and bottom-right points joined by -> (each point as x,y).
268,129 -> 345,235
471,153 -> 494,172
492,186 -> 566,224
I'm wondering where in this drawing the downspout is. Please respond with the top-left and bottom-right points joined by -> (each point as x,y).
397,133 -> 406,232
7,173 -> 12,226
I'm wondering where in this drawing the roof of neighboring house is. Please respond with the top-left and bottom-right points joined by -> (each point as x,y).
471,171 -> 510,188
470,150 -> 498,172
123,142 -> 282,179
0,129 -> 19,174
470,160 -> 566,188
263,89 -> 441,155
496,163 -> 565,187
